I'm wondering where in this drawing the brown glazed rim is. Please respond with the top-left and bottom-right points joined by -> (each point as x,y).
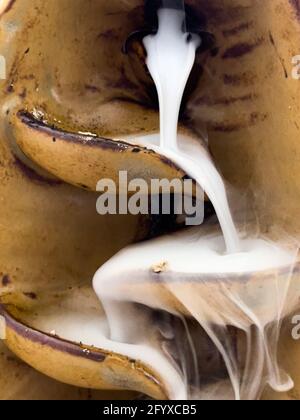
0,303 -> 162,389
17,110 -> 181,173
0,303 -> 107,362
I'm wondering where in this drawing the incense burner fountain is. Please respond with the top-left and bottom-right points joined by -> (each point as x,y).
0,0 -> 299,400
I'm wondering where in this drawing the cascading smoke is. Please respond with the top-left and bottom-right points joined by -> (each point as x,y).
93,5 -> 300,400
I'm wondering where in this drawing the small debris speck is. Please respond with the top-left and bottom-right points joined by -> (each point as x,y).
152,261 -> 169,274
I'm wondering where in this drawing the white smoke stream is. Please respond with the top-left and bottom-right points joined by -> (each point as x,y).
93,7 -> 300,400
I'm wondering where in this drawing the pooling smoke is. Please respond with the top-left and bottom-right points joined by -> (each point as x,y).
94,225 -> 299,400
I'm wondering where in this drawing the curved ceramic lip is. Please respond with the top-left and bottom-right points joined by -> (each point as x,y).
0,303 -> 166,396
151,259 -> 300,284
0,303 -> 159,387
0,303 -> 108,362
17,111 -> 181,173
0,0 -> 15,16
